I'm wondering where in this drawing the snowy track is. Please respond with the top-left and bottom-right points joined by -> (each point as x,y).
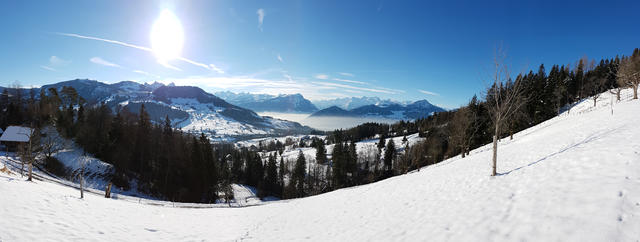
1,89 -> 639,241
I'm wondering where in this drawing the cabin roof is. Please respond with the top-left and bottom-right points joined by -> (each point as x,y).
0,126 -> 33,143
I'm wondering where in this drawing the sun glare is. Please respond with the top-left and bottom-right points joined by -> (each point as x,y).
150,9 -> 184,63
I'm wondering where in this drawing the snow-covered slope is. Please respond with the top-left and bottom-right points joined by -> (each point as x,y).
1,89 -> 639,241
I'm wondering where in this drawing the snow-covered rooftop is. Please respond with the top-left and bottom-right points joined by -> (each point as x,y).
0,126 -> 33,143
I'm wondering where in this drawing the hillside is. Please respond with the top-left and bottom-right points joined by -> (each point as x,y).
1,89 -> 638,241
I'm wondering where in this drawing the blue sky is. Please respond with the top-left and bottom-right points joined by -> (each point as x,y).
1,0 -> 639,108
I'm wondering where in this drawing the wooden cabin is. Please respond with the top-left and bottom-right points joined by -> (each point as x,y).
0,126 -> 33,152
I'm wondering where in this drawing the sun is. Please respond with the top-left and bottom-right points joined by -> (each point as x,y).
150,9 -> 184,63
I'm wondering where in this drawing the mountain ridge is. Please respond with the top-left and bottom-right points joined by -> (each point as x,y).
216,91 -> 318,113
310,99 -> 445,120
25,79 -> 315,140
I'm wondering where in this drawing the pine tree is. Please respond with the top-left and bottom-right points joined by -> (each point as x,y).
199,133 -> 218,202
383,138 -> 396,177
377,135 -> 386,150
315,139 -> 327,164
265,153 -> 279,197
278,156 -> 285,192
163,115 -> 172,135
331,141 -> 347,188
293,150 -> 306,197
348,141 -> 358,185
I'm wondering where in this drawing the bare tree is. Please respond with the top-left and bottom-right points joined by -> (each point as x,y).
41,127 -> 66,159
608,61 -> 623,102
485,48 -> 526,176
585,74 -> 607,107
18,126 -> 40,181
78,152 -> 87,199
617,54 -> 640,99
610,87 -> 622,102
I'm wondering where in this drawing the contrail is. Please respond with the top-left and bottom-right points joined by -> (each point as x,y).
57,32 -> 223,74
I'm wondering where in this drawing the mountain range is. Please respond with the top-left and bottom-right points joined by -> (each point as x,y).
21,79 -> 314,140
214,92 -> 440,117
2,80 -> 445,136
216,92 -> 318,113
310,99 -> 445,120
312,96 -> 406,110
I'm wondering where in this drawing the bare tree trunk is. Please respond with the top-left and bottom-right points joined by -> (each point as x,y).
634,86 -> 638,99
610,92 -> 614,115
492,134 -> 498,176
105,183 -> 112,198
80,169 -> 84,199
27,161 -> 33,181
593,98 -> 597,107
80,155 -> 85,199
27,137 -> 33,181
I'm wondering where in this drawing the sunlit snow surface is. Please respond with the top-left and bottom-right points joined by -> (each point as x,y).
1,89 -> 639,241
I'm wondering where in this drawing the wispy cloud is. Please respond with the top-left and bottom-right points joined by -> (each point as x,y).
59,33 -> 151,51
338,72 -> 354,77
374,86 -> 406,94
314,74 -> 329,80
49,56 -> 70,66
176,57 -> 223,73
158,61 -> 182,71
277,54 -> 284,63
312,81 -> 398,94
133,70 -> 160,78
160,76 -> 347,100
41,55 -> 70,71
332,78 -> 366,85
40,65 -> 57,72
257,9 -> 265,32
58,32 -> 224,73
90,57 -> 121,68
283,73 -> 293,82
418,89 -> 439,96
343,89 -> 364,94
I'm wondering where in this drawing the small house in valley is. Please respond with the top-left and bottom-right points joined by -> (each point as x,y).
0,126 -> 33,152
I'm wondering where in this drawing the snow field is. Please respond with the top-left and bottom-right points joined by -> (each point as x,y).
0,88 -> 639,241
